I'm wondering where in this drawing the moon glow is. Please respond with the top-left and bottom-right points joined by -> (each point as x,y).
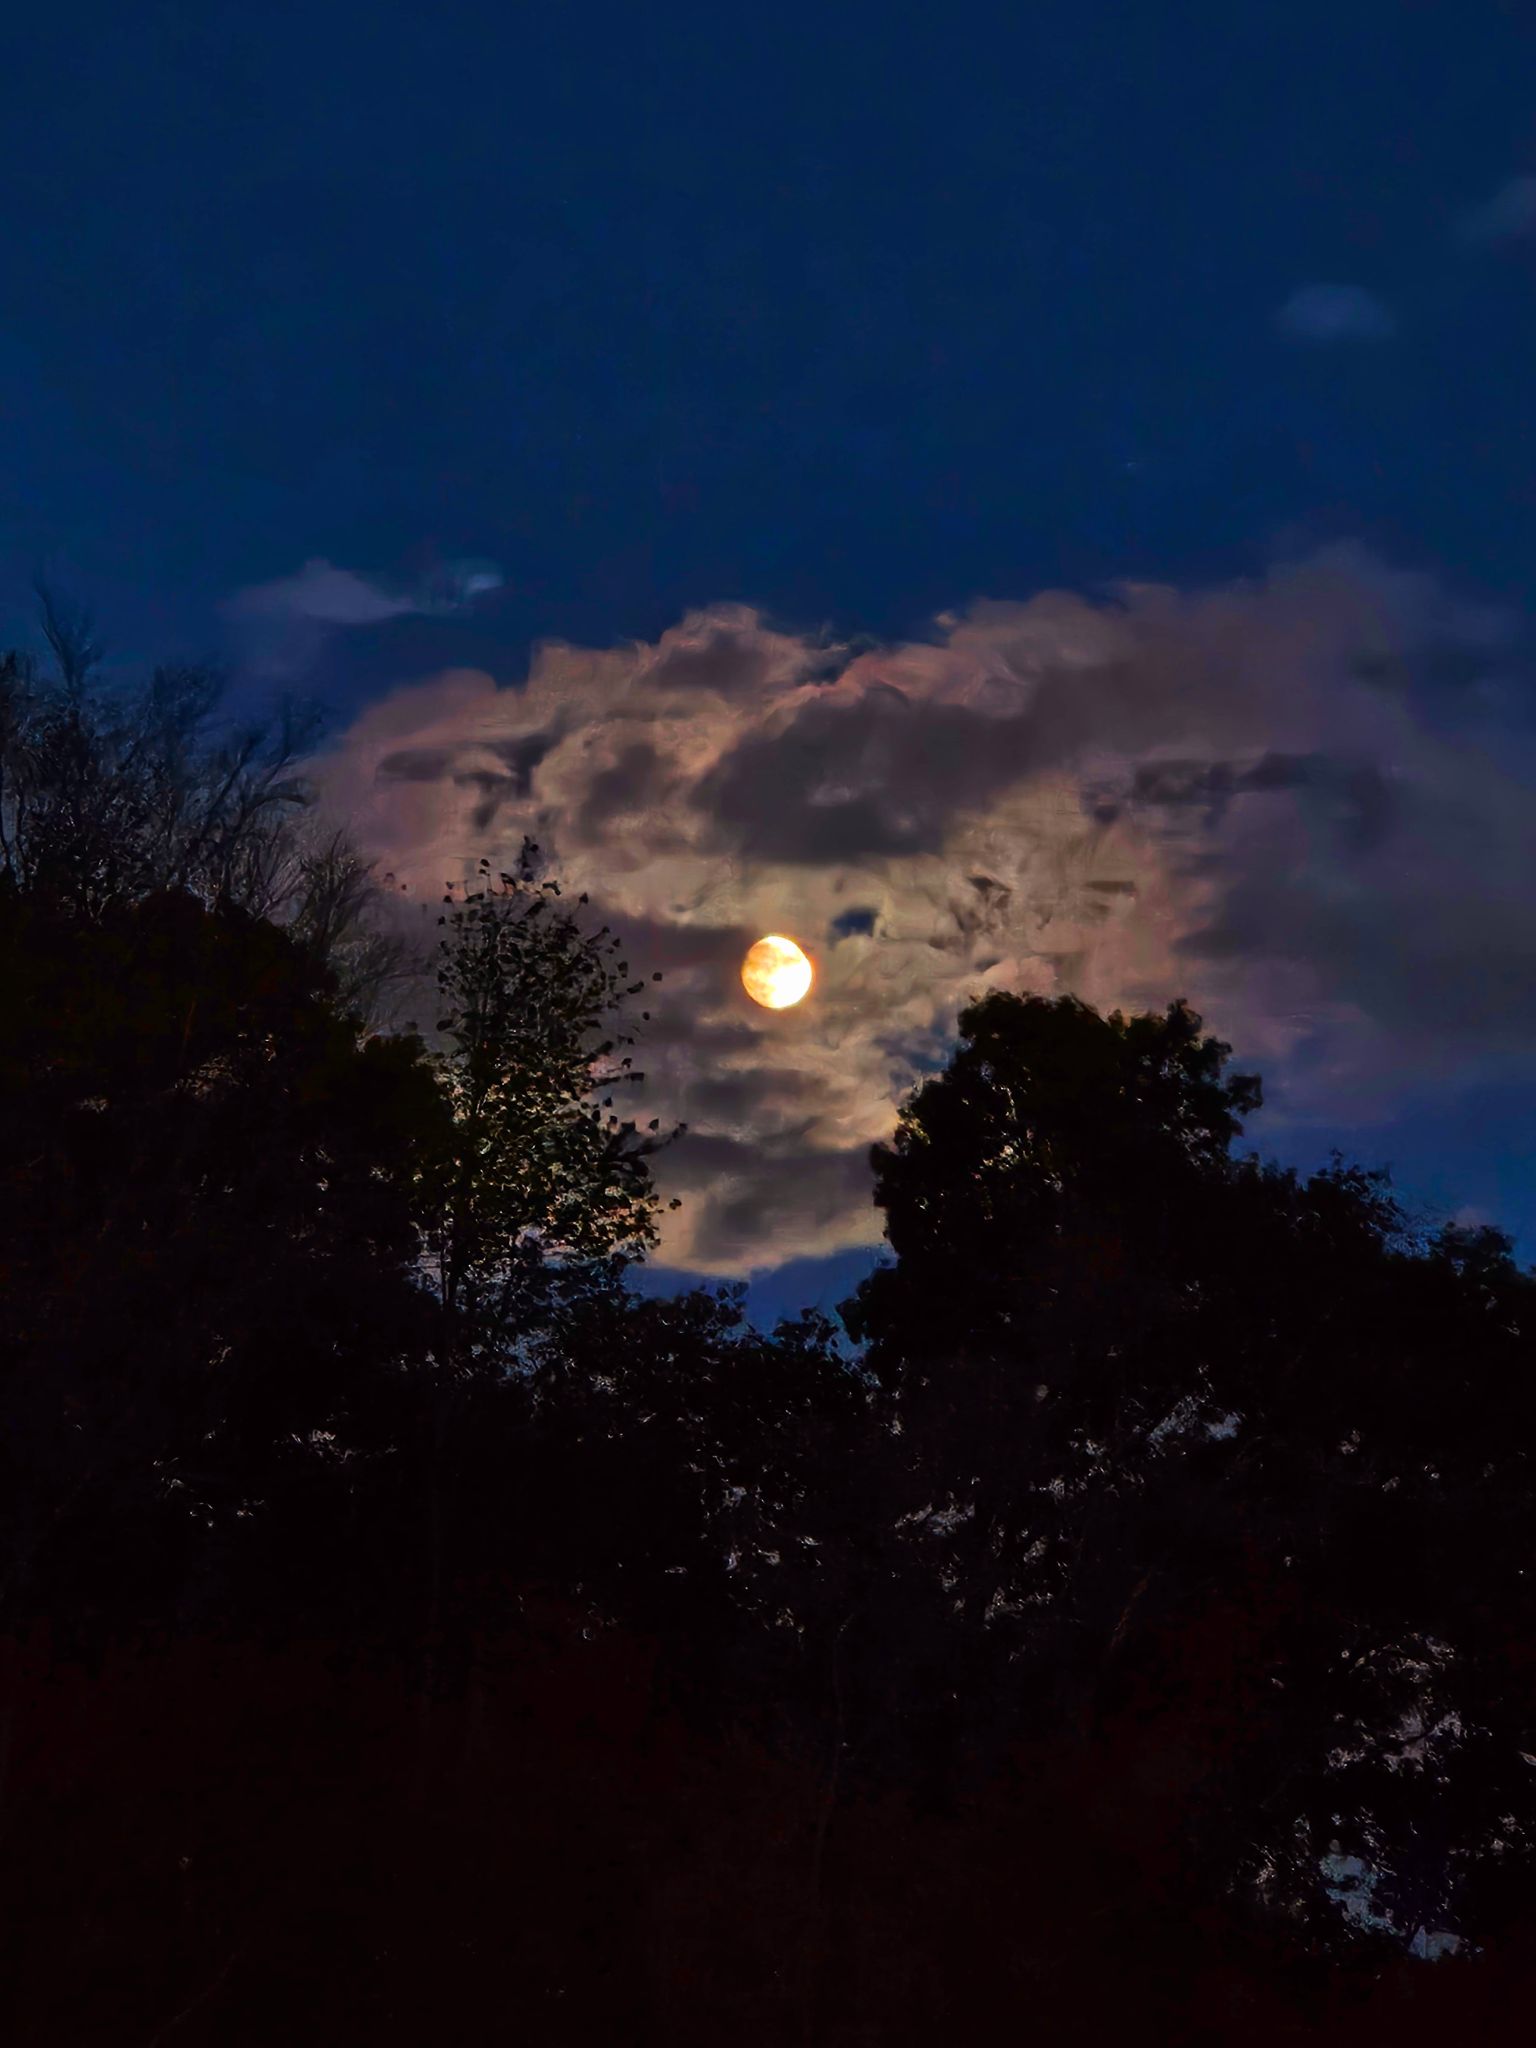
741,934 -> 814,1010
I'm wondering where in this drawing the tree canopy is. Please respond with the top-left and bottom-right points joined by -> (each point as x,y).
847,988 -> 1536,1957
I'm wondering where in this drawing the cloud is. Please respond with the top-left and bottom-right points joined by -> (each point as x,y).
312,552 -> 1533,1273
1458,175 -> 1536,246
1277,284 -> 1396,342
228,559 -> 421,628
225,555 -> 503,678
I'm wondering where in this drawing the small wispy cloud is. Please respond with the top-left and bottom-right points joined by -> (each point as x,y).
1277,284 -> 1396,343
1457,175 -> 1536,247
227,558 -> 420,628
226,556 -> 503,677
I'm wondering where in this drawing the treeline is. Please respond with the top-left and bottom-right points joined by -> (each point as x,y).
4,617 -> 1536,2044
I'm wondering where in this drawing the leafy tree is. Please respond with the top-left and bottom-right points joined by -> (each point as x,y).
840,992 -> 1263,1684
842,988 -> 1536,1955
0,884 -> 446,1631
419,845 -> 678,1369
520,1288 -> 876,1644
845,990 -> 1261,1378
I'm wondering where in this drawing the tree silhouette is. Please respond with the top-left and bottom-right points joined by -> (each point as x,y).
420,845 -> 678,1370
842,988 -> 1536,1956
0,883 -> 444,1635
0,605 -> 410,1014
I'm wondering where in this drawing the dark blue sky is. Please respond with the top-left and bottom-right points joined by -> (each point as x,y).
4,1 -> 1534,654
3,1 -> 1535,1319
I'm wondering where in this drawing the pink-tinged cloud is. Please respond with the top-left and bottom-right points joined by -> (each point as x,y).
310,550 -> 1533,1272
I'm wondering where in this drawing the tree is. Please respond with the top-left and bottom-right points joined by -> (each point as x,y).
0,615 -> 696,1648
0,883 -> 446,1633
0,597 -> 411,1016
418,845 -> 678,1371
845,990 -> 1261,1379
841,988 -> 1536,1955
840,992 -> 1263,1681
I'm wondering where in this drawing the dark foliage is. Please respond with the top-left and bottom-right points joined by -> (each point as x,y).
4,632 -> 1536,2042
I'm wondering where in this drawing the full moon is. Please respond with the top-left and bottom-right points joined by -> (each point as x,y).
741,934 -> 814,1010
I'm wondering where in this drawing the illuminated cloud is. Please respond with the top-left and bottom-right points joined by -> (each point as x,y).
1277,284 -> 1396,342
310,549 -> 1532,1272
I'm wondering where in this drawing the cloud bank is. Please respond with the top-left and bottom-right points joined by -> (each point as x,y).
311,549 -> 1534,1272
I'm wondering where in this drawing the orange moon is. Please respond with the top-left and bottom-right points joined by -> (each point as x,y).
741,934 -> 814,1009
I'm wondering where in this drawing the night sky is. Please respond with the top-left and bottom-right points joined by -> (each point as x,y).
4,1 -> 1536,1321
